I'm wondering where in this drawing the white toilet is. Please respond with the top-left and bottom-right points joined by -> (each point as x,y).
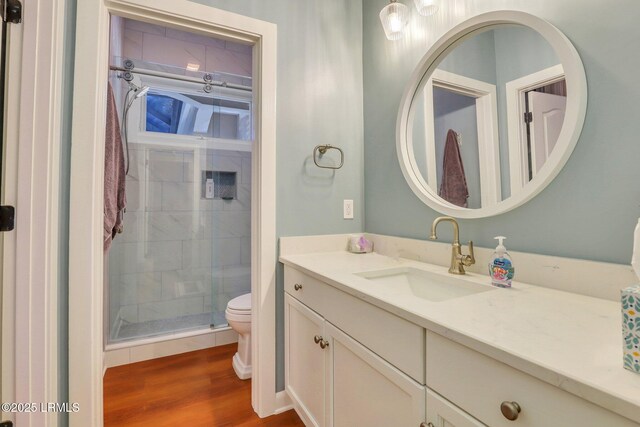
225,293 -> 252,380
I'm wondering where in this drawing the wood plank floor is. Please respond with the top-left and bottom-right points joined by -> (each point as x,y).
104,344 -> 304,427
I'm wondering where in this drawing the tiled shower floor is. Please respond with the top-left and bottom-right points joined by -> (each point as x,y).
111,311 -> 228,342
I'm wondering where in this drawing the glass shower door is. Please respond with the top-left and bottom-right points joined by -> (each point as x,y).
107,67 -> 252,343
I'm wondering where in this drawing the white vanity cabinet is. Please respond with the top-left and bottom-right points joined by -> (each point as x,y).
284,265 -> 640,427
424,331 -> 639,427
425,389 -> 485,427
284,267 -> 426,427
284,294 -> 327,427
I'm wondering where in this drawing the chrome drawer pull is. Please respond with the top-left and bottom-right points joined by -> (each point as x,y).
500,401 -> 521,421
294,283 -> 303,291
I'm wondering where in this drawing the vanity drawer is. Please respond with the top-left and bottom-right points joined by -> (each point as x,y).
284,265 -> 425,384
425,331 -> 638,427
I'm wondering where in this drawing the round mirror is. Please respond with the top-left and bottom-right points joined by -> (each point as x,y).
397,11 -> 587,218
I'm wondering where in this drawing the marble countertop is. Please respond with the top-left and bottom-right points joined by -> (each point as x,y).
279,251 -> 640,424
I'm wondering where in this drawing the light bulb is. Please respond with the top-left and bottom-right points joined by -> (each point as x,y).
414,0 -> 439,16
380,0 -> 410,41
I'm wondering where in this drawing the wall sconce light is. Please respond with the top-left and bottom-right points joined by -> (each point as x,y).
379,0 -> 410,41
414,0 -> 439,16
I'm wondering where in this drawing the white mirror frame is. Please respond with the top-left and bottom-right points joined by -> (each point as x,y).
397,10 -> 587,218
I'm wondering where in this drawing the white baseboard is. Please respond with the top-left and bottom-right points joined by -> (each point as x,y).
273,390 -> 293,414
104,327 -> 238,368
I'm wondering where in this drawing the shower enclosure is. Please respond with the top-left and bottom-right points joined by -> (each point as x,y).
106,17 -> 253,344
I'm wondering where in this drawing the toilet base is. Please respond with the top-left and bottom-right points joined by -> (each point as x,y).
232,352 -> 252,380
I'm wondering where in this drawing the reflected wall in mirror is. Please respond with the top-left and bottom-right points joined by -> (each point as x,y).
412,25 -> 565,208
398,11 -> 587,218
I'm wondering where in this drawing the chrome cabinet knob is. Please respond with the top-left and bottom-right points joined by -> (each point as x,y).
419,423 -> 434,427
500,401 -> 521,421
319,339 -> 329,349
294,283 -> 303,291
314,335 -> 322,344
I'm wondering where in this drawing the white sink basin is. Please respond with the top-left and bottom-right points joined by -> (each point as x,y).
355,267 -> 495,302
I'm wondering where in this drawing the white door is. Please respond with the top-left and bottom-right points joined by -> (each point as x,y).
528,91 -> 566,177
326,322 -> 425,427
285,294 -> 326,427
425,389 -> 486,427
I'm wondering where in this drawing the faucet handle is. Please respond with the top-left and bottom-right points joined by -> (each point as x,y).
464,240 -> 475,266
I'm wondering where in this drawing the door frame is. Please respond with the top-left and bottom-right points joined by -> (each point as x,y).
2,0 -> 68,426
506,64 -> 565,192
422,69 -> 501,207
69,1 -> 277,425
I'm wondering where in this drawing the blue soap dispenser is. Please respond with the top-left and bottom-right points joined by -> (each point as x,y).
488,236 -> 514,288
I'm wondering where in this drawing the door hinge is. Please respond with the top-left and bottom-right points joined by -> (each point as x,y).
524,112 -> 533,124
0,420 -> 14,427
1,0 -> 22,24
0,205 -> 15,231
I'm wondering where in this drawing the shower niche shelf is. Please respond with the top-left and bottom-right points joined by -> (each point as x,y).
202,170 -> 237,200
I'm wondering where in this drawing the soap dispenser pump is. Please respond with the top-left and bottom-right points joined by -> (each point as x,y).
488,236 -> 514,288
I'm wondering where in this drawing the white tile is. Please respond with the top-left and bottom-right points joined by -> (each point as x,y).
161,182 -> 197,211
147,181 -> 163,212
222,184 -> 251,212
223,265 -> 250,293
165,27 -> 226,49
138,296 -> 204,322
124,19 -> 166,36
148,150 -> 184,182
215,328 -> 238,346
120,305 -> 139,323
213,238 -> 242,267
121,271 -> 163,303
205,45 -> 252,77
118,276 -> 138,306
105,348 -> 131,368
142,33 -> 206,72
119,241 -> 183,273
241,156 -> 252,185
125,149 -> 145,182
146,211 -> 204,241
117,211 -> 142,243
161,268 -> 215,300
129,332 -> 217,363
240,237 -> 251,265
124,180 -> 142,212
123,29 -> 143,60
225,40 -> 252,55
213,211 -> 251,238
207,153 -> 242,173
182,239 -> 213,270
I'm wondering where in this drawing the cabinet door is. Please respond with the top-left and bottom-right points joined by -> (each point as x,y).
285,294 -> 326,427
425,389 -> 486,427
325,322 -> 425,427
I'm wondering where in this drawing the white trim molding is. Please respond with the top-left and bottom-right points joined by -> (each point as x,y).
422,69 -> 501,207
69,1 -> 277,425
2,0 -> 67,425
506,64 -> 566,193
396,10 -> 587,219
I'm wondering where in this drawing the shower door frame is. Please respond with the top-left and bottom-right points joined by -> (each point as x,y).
69,1 -> 278,426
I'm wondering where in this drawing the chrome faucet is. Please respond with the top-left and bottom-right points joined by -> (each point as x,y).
429,216 -> 475,275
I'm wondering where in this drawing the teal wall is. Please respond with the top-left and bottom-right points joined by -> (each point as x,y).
189,0 -> 364,391
363,0 -> 640,264
59,0 -> 77,425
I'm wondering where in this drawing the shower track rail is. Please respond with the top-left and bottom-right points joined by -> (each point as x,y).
109,64 -> 253,93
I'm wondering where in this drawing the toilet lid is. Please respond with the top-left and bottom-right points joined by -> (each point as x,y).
227,293 -> 251,312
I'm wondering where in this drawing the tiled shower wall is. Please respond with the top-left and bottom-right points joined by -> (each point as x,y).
108,147 -> 251,340
119,17 -> 252,77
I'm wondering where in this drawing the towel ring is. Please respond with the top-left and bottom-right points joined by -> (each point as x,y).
313,144 -> 344,170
